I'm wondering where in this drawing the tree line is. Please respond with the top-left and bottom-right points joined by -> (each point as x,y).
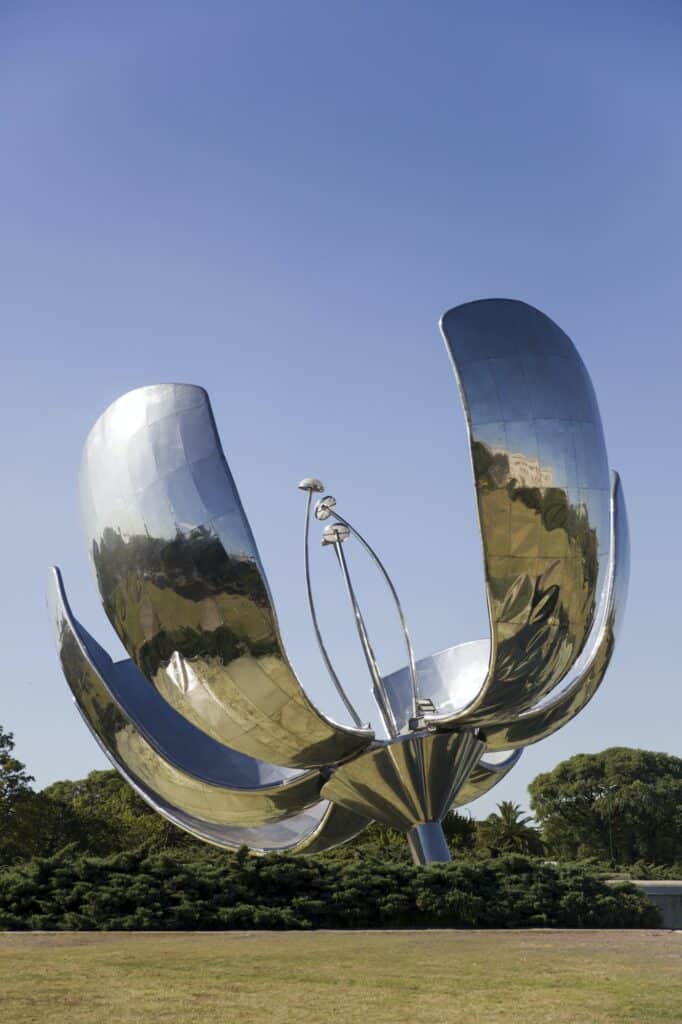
1,724 -> 679,929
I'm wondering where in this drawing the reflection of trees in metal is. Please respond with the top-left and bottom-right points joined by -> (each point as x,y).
468,436 -> 601,716
77,385 -> 374,771
92,525 -> 279,677
483,470 -> 628,752
423,299 -> 613,733
93,525 -> 271,608
49,299 -> 628,864
51,575 -> 368,852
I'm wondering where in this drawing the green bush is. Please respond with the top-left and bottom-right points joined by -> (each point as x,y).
0,846 -> 660,931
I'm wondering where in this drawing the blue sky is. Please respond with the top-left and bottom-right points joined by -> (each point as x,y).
1,1 -> 680,818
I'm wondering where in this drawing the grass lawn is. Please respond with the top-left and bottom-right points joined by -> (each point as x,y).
1,930 -> 680,1024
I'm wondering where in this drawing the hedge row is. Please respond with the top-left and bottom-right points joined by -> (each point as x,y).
0,846 -> 660,930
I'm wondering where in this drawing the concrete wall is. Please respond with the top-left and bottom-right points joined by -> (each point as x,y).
627,881 -> 682,929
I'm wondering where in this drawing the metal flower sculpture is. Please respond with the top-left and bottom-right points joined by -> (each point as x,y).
49,299 -> 629,864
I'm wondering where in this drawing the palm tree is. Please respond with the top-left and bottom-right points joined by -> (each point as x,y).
478,800 -> 545,856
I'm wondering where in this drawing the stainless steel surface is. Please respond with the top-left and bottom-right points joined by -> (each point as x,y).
49,297 -> 627,864
79,384 -> 373,768
383,640 -> 490,735
426,299 -> 611,726
315,495 -> 337,521
322,522 -> 351,545
329,532 -> 397,736
407,822 -> 452,865
384,471 -> 627,754
483,471 -> 628,750
298,478 -> 324,493
452,748 -> 523,808
49,568 -> 325,826
321,730 -> 485,831
296,801 -> 372,856
330,509 -> 420,730
301,485 -> 363,728
49,566 -> 370,853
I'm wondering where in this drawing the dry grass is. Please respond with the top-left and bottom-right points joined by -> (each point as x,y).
1,930 -> 680,1024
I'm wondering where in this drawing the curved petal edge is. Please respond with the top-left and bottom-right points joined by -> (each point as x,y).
438,299 -> 612,723
79,384 -> 374,768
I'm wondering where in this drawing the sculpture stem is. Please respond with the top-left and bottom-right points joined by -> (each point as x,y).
406,822 -> 452,865
331,539 -> 397,737
302,488 -> 363,728
330,510 -> 419,726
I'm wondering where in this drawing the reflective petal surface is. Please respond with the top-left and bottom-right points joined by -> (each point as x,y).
482,471 -> 629,750
79,384 -> 373,767
47,298 -> 627,866
452,748 -> 524,807
48,568 -> 329,826
431,299 -> 610,724
48,567 -> 370,851
321,731 -> 485,831
383,640 -> 489,734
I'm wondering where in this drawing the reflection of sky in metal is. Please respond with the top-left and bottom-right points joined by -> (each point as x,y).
81,387 -> 257,553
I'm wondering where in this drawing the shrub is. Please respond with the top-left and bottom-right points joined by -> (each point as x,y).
0,846 -> 660,931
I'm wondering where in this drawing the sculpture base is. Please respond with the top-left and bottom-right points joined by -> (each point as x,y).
406,822 -> 451,865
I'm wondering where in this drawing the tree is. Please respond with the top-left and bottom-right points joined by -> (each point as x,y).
0,726 -> 34,802
42,770 -> 194,854
442,810 -> 478,852
0,726 -> 193,866
0,726 -> 43,865
528,748 -> 682,866
477,801 -> 545,856
343,821 -> 410,860
0,725 -> 94,865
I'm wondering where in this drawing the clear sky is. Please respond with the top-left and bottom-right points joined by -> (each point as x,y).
1,1 -> 680,819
